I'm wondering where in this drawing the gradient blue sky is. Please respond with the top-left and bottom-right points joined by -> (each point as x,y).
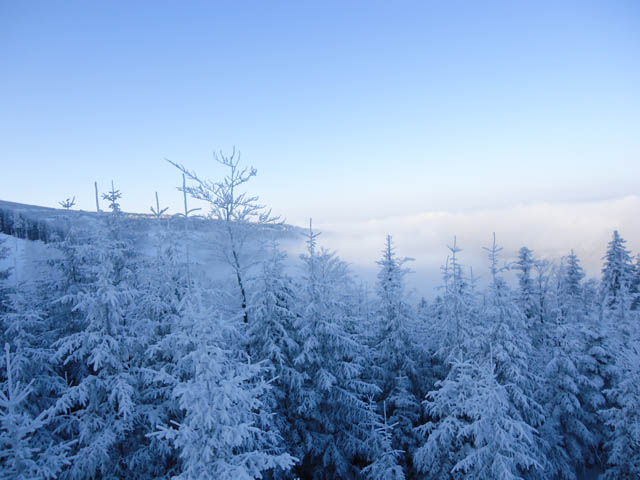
1,1 -> 639,288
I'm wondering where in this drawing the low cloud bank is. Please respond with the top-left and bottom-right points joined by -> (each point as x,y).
305,195 -> 640,298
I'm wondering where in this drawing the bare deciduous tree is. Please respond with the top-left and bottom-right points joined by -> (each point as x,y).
167,148 -> 281,323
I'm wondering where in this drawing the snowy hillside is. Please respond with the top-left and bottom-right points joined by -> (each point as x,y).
0,198 -> 303,284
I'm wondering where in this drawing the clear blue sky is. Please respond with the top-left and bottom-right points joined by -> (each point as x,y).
1,1 -> 639,231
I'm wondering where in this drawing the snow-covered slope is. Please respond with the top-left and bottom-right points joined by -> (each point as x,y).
0,198 -> 305,285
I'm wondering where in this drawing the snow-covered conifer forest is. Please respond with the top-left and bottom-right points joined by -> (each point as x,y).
1,156 -> 639,480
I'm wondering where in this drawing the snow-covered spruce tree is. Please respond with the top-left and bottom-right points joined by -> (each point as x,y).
414,294 -> 437,365
480,235 -> 545,435
599,225 -> 639,435
600,342 -> 640,479
361,399 -> 405,480
434,237 -> 476,360
0,235 -> 15,346
292,221 -> 384,479
414,357 -> 541,480
46,197 -> 109,371
413,355 -> 470,479
564,252 -> 606,468
0,281 -> 60,415
0,344 -> 70,479
0,236 -> 10,304
578,278 -> 611,415
562,251 -> 585,303
597,232 -> 640,478
0,230 -> 20,321
514,248 -> 557,386
579,290 -> 611,470
246,241 -> 304,469
1,215 -> 62,386
631,253 -> 640,311
152,287 -> 295,480
530,258 -> 554,350
418,238 -> 478,416
349,281 -> 379,368
370,235 -> 422,474
0,208 -> 74,478
514,246 -> 538,327
601,230 -> 635,327
414,248 -> 470,417
538,252 -> 601,480
52,185 -> 149,479
631,252 -> 640,304
168,149 -> 281,325
0,236 -> 10,364
119,199 -> 191,479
